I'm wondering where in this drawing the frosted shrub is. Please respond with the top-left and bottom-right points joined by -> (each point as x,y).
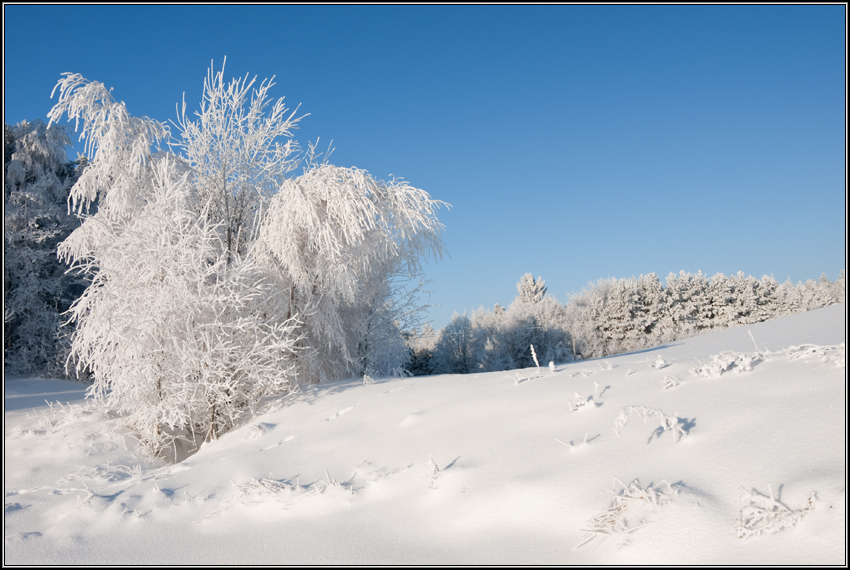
256,163 -> 446,382
64,159 -> 301,457
784,343 -> 845,368
736,484 -> 815,539
48,61 -> 447,455
689,351 -> 764,378
661,374 -> 681,390
614,405 -> 687,442
574,478 -> 676,549
569,391 -> 591,412
172,57 -> 303,261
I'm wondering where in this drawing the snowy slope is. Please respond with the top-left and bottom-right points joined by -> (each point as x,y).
4,304 -> 846,565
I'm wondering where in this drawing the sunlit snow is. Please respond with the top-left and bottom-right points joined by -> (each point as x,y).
4,304 -> 845,565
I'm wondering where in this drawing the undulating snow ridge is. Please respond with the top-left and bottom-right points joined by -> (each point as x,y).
4,304 -> 846,565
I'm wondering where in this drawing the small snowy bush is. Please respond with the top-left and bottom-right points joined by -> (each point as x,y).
689,351 -> 764,378
661,374 -> 681,390
614,405 -> 688,442
569,391 -> 593,412
574,478 -> 676,549
784,343 -> 845,368
736,484 -> 816,539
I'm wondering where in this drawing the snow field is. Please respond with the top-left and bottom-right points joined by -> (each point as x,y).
4,304 -> 846,565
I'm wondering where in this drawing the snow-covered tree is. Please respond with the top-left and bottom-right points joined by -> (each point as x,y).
664,271 -> 710,339
4,120 -> 87,377
831,269 -> 845,304
255,163 -> 446,382
432,312 -> 478,374
798,276 -> 834,311
63,158 -> 301,456
48,72 -> 170,223
406,322 -> 438,376
47,62 -> 448,455
516,273 -> 548,304
706,273 -> 737,328
171,58 -> 304,262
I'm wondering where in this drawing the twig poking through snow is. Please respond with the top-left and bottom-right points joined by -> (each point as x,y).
614,406 -> 688,442
569,391 -> 593,412
748,330 -> 761,353
662,375 -> 681,390
427,456 -> 441,489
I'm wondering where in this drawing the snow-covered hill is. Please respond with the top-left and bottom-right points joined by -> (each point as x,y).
4,304 -> 846,565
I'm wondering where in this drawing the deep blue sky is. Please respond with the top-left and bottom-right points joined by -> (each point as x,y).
4,5 -> 846,330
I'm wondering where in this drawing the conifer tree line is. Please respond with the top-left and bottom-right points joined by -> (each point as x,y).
408,270 -> 846,376
4,120 -> 89,378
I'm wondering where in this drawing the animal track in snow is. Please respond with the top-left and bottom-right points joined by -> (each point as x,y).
325,407 -> 353,421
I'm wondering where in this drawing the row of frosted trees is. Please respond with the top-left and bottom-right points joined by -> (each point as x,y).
410,270 -> 845,375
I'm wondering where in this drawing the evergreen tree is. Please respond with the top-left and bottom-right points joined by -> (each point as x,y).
4,120 -> 87,377
516,273 -> 548,304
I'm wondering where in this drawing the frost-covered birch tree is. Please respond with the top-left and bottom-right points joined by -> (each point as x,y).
64,158 -> 302,455
171,58 -> 304,262
47,61 -> 447,456
255,163 -> 447,382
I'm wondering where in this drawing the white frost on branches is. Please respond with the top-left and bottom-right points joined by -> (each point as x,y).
63,158 -> 302,456
47,61 -> 448,456
530,344 -> 540,369
255,163 -> 447,382
171,58 -> 304,260
48,72 -> 170,219
4,120 -> 86,377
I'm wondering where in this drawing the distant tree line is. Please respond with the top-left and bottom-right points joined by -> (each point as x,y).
407,270 -> 846,375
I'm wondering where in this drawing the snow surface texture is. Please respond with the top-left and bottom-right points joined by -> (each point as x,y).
4,304 -> 846,565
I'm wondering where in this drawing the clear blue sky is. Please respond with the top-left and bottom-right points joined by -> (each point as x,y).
4,5 -> 846,331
